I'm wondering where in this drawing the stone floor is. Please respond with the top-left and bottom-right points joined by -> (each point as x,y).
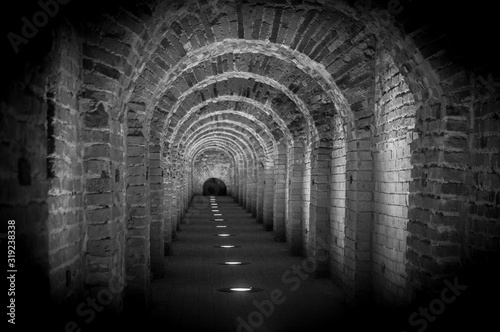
145,195 -> 350,332
86,194 -> 497,332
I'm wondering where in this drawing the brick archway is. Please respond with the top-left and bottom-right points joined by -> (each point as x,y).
2,0 -> 499,329
202,177 -> 227,196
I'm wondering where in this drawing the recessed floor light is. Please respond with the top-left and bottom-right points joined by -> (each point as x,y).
216,225 -> 227,228
212,210 -> 219,212
214,213 -> 222,216
218,287 -> 264,293
214,219 -> 225,221
214,245 -> 241,248
215,233 -> 232,237
217,261 -> 250,265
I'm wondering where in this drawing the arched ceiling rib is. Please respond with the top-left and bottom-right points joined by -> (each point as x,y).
186,131 -> 257,159
192,147 -> 236,166
185,129 -> 263,164
168,95 -> 292,142
181,122 -> 270,157
173,109 -> 282,145
173,116 -> 277,157
81,0 -> 388,164
158,71 -> 314,143
188,138 -> 250,166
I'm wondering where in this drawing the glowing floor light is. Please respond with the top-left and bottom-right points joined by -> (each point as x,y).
217,233 -> 231,237
221,245 -> 234,248
218,286 -> 262,293
216,225 -> 226,228
214,213 -> 222,216
214,218 -> 224,221
212,210 -> 220,212
224,261 -> 242,265
230,287 -> 252,292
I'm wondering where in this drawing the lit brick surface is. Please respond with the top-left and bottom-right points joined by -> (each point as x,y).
1,0 -> 499,329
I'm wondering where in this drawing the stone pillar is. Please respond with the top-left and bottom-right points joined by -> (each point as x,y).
330,123 -> 347,286
256,163 -> 265,223
288,144 -> 304,255
309,141 -> 333,278
263,163 -> 275,230
273,142 -> 287,241
246,162 -> 254,213
344,133 -> 374,305
238,159 -> 245,204
251,166 -> 258,217
233,165 -> 239,202
163,157 -> 173,256
124,105 -> 151,312
149,141 -> 164,278
302,144 -> 312,255
241,165 -> 247,207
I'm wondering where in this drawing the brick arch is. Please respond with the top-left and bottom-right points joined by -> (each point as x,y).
187,135 -> 259,206
132,2 -> 367,135
174,109 -> 283,144
186,134 -> 264,210
168,95 -> 292,142
157,71 -> 317,144
186,134 -> 256,164
188,141 -> 244,164
187,140 -> 250,182
181,122 -> 273,161
192,149 -> 233,194
193,147 -> 237,167
49,0 -> 491,314
187,136 -> 249,161
174,116 -> 277,158
144,39 -> 353,124
79,0 -> 471,145
185,130 -> 262,166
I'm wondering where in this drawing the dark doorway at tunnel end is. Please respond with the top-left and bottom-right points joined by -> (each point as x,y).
203,178 -> 227,196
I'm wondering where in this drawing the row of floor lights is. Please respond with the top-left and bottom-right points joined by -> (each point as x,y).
210,196 -> 255,293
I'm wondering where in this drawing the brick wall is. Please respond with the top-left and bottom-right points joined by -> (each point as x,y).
468,74 -> 500,263
2,0 -> 499,321
330,115 -> 347,287
372,51 -> 416,306
193,149 -> 233,194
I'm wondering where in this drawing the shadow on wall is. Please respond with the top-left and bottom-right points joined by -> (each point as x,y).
202,178 -> 227,196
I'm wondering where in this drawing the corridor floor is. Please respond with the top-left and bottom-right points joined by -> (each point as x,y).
145,195 -> 350,332
87,195 -> 485,332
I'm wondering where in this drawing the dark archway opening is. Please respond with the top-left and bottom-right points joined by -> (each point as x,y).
203,178 -> 227,196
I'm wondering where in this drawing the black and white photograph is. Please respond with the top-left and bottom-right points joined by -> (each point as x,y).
1,0 -> 499,331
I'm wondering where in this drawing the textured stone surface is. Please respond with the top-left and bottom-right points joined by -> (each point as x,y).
1,0 -> 499,329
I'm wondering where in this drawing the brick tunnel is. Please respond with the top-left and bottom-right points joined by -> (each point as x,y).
1,0 -> 499,331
